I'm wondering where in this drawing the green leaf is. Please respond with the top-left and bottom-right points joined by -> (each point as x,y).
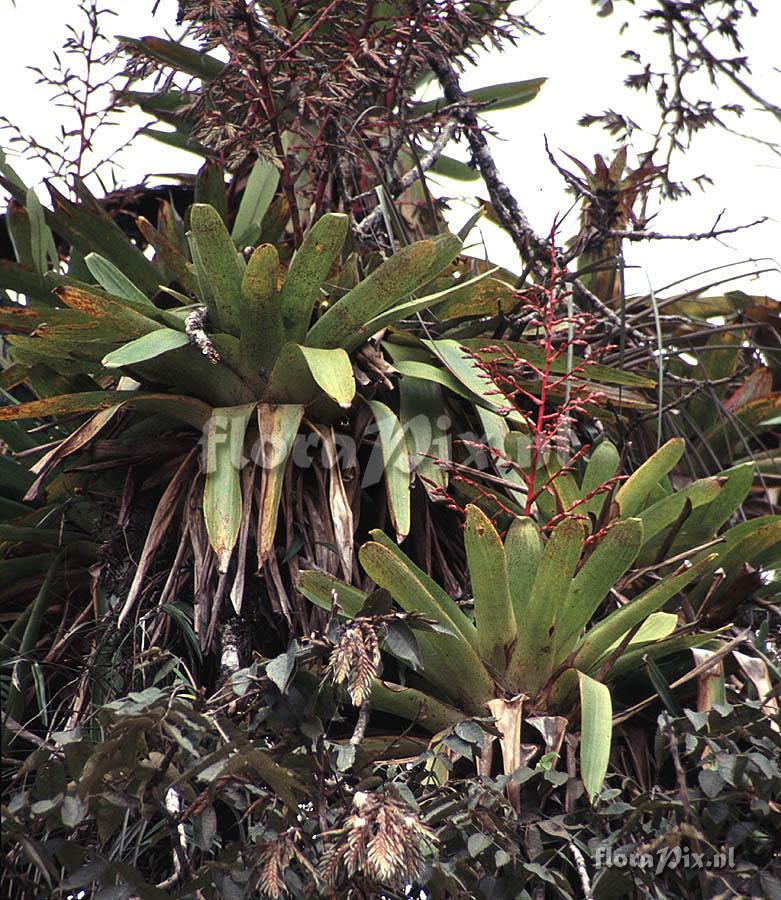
188,204 -> 245,335
574,554 -> 718,673
231,156 -> 280,248
298,570 -> 367,617
280,213 -> 348,343
85,252 -> 156,308
614,438 -> 685,517
195,160 -> 228,222
638,476 -> 723,545
507,518 -> 585,695
367,400 -> 411,540
136,216 -> 199,296
25,189 -> 55,275
0,147 -> 27,190
101,329 -> 189,369
117,35 -> 224,80
370,680 -> 466,734
367,529 -> 478,651
464,505 -> 516,675
363,268 -> 495,339
202,404 -> 255,571
422,339 -> 525,425
399,374 -> 449,494
603,612 -> 679,657
416,77 -> 546,115
674,462 -> 753,547
579,440 -> 620,520
268,343 -> 355,408
578,672 -> 612,802
555,519 -> 643,658
429,155 -> 481,181
240,243 -> 284,378
505,516 -> 542,625
256,403 -> 304,563
689,517 -> 781,606
307,237 -> 460,351
358,541 -> 493,709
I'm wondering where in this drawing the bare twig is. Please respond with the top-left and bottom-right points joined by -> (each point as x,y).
571,845 -> 594,900
610,217 -> 767,241
354,119 -> 460,239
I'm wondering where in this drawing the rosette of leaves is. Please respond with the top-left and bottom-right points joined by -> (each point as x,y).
300,438 -> 780,804
0,158 -> 483,640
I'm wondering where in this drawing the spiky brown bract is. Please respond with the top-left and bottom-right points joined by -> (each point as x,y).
146,0 -> 528,172
328,619 -> 382,706
321,791 -> 437,889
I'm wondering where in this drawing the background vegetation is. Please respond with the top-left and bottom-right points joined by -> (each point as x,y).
1,2 -> 779,898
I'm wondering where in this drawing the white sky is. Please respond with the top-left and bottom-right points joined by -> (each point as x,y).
1,0 -> 779,300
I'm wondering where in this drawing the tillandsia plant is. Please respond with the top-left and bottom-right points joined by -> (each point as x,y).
301,436 -> 781,806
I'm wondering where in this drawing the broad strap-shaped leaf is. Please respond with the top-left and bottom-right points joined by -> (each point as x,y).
367,401 -> 411,540
429,154 -> 481,181
256,403 -> 304,564
136,216 -> 199,296
415,77 -> 546,115
601,611 -> 679,660
578,672 -> 612,802
266,341 -> 354,408
299,560 -> 480,704
370,680 -> 466,734
368,529 -> 479,653
188,203 -> 245,335
608,631 -> 724,681
240,243 -> 284,379
574,553 -> 718,674
507,517 -> 585,695
55,284 -> 163,337
195,160 -> 228,223
298,570 -> 367,618
85,252 -> 156,309
399,374 -> 449,494
464,505 -> 516,675
117,34 -> 224,80
0,390 -> 210,428
638,476 -> 723,546
422,339 -> 525,425
203,404 -> 255,572
578,440 -> 620,521
307,236 -> 461,351
358,540 -> 493,704
672,462 -> 754,549
25,188 -> 57,275
505,516 -> 542,625
231,156 -> 280,248
687,516 -> 781,606
554,519 -> 644,658
280,213 -> 348,343
362,268 -> 494,338
614,438 -> 685,517
102,328 -> 189,369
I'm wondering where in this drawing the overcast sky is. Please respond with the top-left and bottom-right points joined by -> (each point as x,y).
2,0 -> 779,300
